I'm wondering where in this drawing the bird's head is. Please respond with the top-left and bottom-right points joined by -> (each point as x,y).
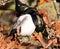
15,0 -> 40,17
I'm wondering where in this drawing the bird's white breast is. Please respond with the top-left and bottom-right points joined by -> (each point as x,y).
17,14 -> 36,36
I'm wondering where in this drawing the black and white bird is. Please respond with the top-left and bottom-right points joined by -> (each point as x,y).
9,0 -> 48,39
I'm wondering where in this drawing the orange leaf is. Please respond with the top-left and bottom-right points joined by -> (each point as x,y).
38,0 -> 45,5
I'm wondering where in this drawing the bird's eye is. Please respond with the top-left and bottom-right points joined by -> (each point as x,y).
18,4 -> 20,6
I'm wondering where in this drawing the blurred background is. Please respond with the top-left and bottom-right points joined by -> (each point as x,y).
0,0 -> 60,49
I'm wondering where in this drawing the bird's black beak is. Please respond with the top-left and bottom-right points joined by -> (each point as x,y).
56,0 -> 60,2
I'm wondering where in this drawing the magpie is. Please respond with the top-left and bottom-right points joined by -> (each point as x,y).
9,0 -> 48,40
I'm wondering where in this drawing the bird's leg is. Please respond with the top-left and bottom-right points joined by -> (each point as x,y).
15,33 -> 21,44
